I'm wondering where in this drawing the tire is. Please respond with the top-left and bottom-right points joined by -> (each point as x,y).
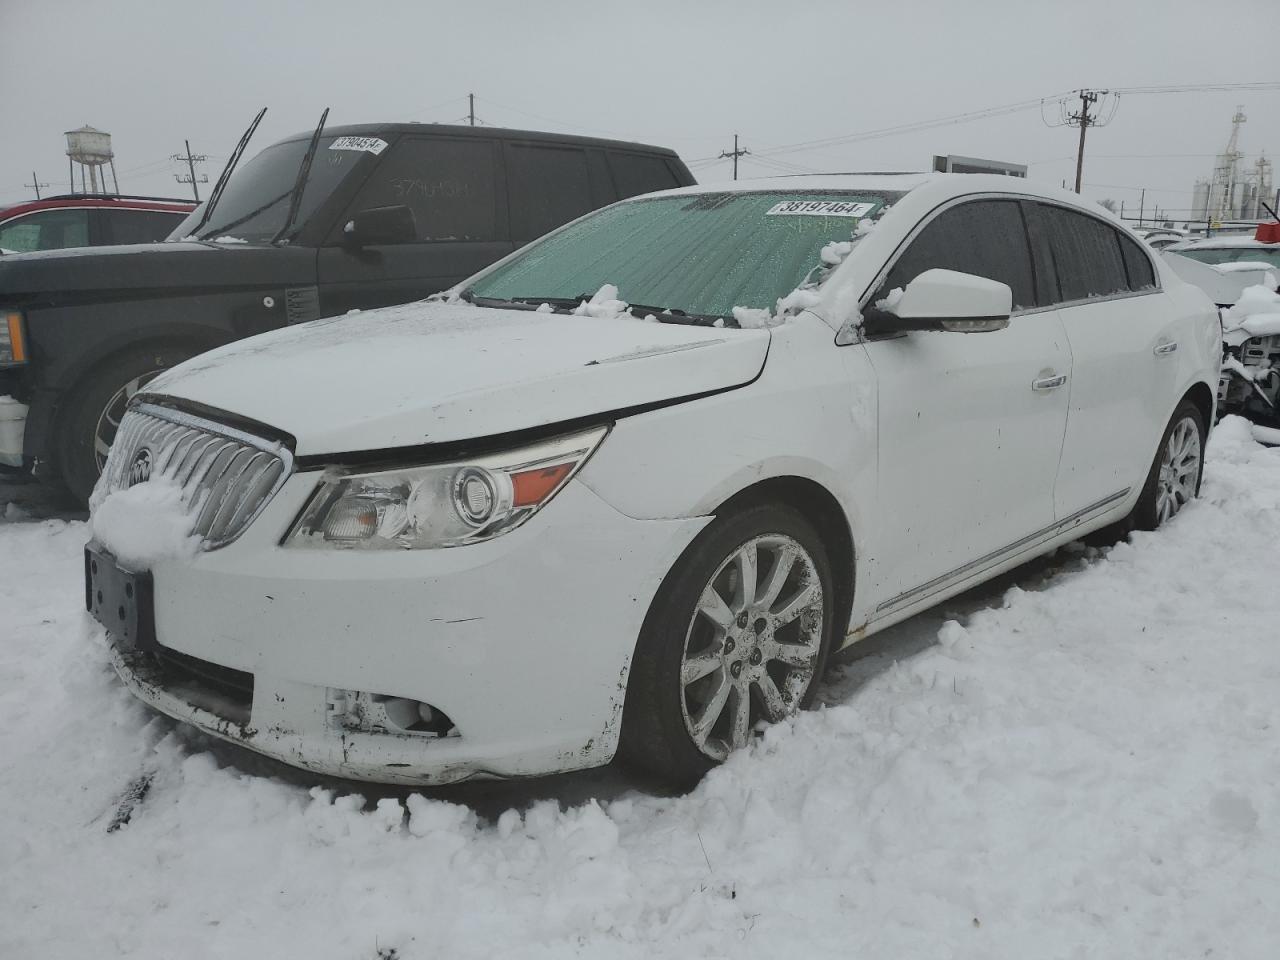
618,503 -> 836,789
1130,400 -> 1206,532
56,345 -> 194,505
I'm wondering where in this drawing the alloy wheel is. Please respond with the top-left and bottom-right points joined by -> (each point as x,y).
93,373 -> 160,473
679,534 -> 824,761
1155,415 -> 1201,524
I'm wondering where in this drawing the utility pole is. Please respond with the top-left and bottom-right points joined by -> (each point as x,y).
468,92 -> 476,127
25,171 -> 49,199
172,140 -> 208,201
1066,89 -> 1102,194
719,134 -> 750,181
1139,188 -> 1145,226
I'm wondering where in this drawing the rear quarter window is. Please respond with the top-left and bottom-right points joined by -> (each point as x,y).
608,153 -> 681,200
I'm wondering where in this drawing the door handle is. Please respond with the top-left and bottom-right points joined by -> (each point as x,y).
1032,374 -> 1067,391
1154,341 -> 1179,356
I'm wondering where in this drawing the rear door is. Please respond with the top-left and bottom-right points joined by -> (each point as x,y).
316,135 -> 512,315
1031,203 -> 1173,519
861,197 -> 1073,614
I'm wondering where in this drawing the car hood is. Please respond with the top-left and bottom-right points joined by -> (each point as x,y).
144,301 -> 770,457
0,241 -> 314,302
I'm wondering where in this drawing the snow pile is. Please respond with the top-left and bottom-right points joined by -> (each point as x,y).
212,235 -> 248,245
573,284 -> 630,320
5,424 -> 1280,956
819,239 -> 854,266
89,478 -> 199,570
875,286 -> 906,312
1223,278 -> 1280,341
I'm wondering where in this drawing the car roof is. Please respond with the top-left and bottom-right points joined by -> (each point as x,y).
0,195 -> 196,219
631,172 -> 1123,211
271,121 -> 686,159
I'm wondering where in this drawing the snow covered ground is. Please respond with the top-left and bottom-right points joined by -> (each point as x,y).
3,418 -> 1280,959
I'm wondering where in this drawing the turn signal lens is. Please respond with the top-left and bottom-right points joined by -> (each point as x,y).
2,312 -> 26,364
512,462 -> 574,507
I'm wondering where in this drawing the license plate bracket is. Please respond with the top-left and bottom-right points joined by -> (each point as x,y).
85,542 -> 156,652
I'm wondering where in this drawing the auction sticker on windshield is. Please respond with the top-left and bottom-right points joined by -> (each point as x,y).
766,200 -> 876,218
329,136 -> 388,155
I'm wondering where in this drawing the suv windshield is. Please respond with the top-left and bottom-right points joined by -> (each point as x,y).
1176,245 -> 1280,268
467,191 -> 894,319
168,136 -> 374,243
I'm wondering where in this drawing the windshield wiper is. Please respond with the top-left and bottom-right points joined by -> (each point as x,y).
192,107 -> 267,239
271,107 -> 329,246
627,304 -> 738,327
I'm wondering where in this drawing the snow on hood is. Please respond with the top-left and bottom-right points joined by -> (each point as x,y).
1222,280 -> 1280,346
144,301 -> 770,456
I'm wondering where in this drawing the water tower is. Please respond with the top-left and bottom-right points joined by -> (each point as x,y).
65,125 -> 120,195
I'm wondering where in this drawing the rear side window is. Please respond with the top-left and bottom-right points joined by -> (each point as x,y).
0,209 -> 89,252
1118,231 -> 1157,291
608,153 -> 680,200
1038,205 -> 1129,301
101,209 -> 186,245
877,199 -> 1037,310
507,144 -> 593,241
342,137 -> 498,242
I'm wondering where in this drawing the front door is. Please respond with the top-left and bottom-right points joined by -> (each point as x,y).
316,135 -> 513,316
860,198 -> 1072,615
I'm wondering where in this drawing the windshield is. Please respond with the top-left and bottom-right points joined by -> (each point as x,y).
1177,246 -> 1280,268
168,136 -> 373,243
467,191 -> 892,319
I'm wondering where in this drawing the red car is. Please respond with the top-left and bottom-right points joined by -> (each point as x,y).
0,194 -> 195,254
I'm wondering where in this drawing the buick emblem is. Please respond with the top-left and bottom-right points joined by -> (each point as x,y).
127,447 -> 154,487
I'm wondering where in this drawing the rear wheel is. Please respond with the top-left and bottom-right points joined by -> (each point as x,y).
57,346 -> 193,505
618,504 -> 835,788
1132,401 -> 1205,531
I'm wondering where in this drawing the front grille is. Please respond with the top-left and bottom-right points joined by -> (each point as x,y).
99,402 -> 293,549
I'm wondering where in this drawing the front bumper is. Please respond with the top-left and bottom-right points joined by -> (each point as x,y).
0,393 -> 27,469
102,472 -> 708,785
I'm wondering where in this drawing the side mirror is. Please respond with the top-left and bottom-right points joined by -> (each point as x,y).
863,269 -> 1012,335
342,205 -> 417,247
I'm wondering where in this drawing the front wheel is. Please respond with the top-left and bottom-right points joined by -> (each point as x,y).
618,504 -> 835,788
1132,400 -> 1206,531
56,346 -> 193,505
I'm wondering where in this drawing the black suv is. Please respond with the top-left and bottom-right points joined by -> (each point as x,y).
0,122 -> 694,502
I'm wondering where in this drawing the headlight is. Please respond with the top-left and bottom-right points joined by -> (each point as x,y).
285,425 -> 609,550
1,311 -> 27,365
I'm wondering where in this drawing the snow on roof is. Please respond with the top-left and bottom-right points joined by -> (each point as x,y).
1174,234 -> 1279,249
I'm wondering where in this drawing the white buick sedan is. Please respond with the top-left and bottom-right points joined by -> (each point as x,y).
87,174 -> 1219,787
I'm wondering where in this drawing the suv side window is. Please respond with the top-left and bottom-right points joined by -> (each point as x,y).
1038,204 -> 1129,302
101,209 -> 186,245
0,209 -> 90,252
608,153 -> 681,200
876,199 -> 1037,310
340,137 -> 498,242
1118,230 -> 1157,291
506,143 -> 593,241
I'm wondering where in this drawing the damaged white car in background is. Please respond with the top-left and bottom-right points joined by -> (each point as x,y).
85,174 -> 1220,788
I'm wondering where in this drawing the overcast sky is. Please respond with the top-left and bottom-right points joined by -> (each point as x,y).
3,0 -> 1277,222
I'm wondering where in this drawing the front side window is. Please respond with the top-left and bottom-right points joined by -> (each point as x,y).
338,137 -> 497,242
0,209 -> 89,252
876,200 -> 1037,310
1039,204 -> 1129,302
468,191 -> 892,320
